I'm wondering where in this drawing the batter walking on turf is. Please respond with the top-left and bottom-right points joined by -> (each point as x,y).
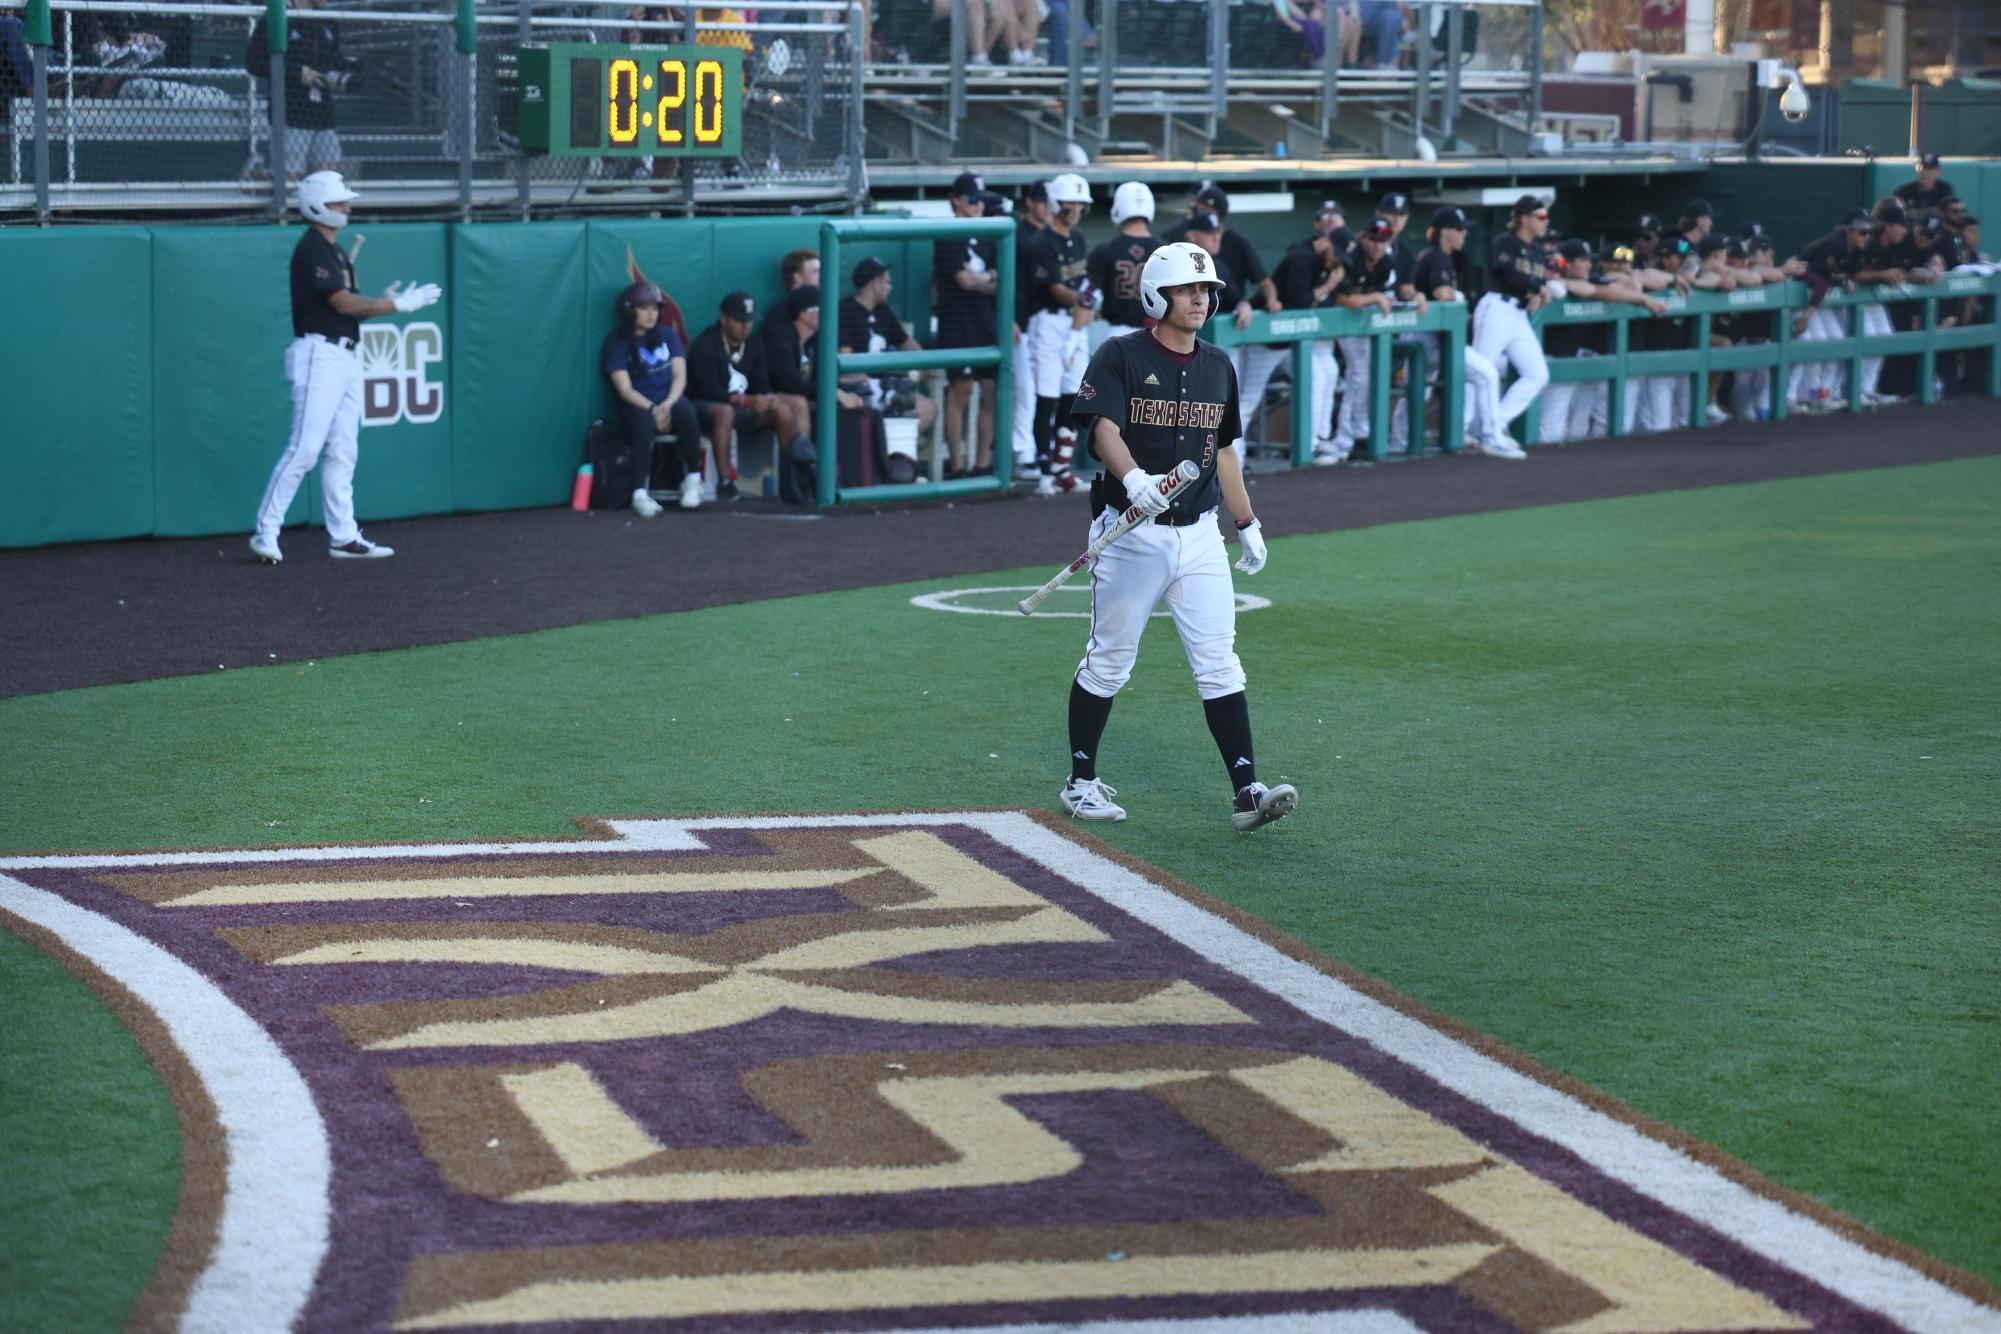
1058,242 -> 1298,833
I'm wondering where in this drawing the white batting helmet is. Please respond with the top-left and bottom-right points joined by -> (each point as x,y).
1139,241 -> 1224,319
298,170 -> 360,229
1109,181 -> 1155,226
1047,173 -> 1092,207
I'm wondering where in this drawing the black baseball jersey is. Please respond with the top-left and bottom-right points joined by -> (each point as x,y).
1013,216 -> 1045,325
1072,330 -> 1239,521
1856,230 -> 1911,276
763,319 -> 819,398
1163,221 -> 1269,292
290,229 -> 358,341
837,296 -> 911,354
1086,232 -> 1161,328
685,322 -> 773,403
1336,245 -> 1398,297
1413,244 -> 1473,300
1894,178 -> 1956,216
932,233 -> 999,348
1024,225 -> 1088,316
1390,238 -> 1421,295
1488,232 -> 1547,303
1794,230 -> 1860,282
1264,245 -> 1336,349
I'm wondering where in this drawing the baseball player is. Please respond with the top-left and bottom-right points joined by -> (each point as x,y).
1262,230 -> 1343,464
1058,241 -> 1298,833
250,170 -> 439,563
1404,206 -> 1508,456
1621,214 -> 1684,434
1022,172 -> 1095,494
935,171 -> 1001,475
1327,215 -> 1404,460
1851,199 -> 1921,406
1537,241 -> 1666,444
1893,153 -> 1956,220
1010,181 -> 1053,477
1086,181 -> 1163,343
1469,194 -> 1553,457
1786,208 -> 1872,411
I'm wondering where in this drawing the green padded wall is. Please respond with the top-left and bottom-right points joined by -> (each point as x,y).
0,229 -> 155,547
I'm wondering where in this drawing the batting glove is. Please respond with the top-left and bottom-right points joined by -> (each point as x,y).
1234,518 -> 1267,575
1122,468 -> 1173,518
391,281 -> 442,313
1063,330 -> 1088,373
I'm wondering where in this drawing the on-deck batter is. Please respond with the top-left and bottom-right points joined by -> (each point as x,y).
1056,242 -> 1300,833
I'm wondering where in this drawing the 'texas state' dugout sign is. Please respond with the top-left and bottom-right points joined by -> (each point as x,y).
517,43 -> 744,158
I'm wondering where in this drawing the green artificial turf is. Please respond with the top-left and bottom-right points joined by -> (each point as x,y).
2,455 -> 1997,1312
0,929 -> 183,1331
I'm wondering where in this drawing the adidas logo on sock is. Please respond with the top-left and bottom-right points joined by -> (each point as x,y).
1233,756 -> 1252,767
1073,750 -> 1092,760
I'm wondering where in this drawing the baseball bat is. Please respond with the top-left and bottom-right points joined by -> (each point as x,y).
1017,461 -> 1202,615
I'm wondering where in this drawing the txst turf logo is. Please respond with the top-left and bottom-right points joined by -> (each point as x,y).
2,815 -> 1995,1333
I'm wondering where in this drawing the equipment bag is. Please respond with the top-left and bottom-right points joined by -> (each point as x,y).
583,417 -> 637,509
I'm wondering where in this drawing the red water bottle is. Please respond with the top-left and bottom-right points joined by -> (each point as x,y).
570,463 -> 593,512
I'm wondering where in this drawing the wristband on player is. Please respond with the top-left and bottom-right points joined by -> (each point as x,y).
1235,515 -> 1259,532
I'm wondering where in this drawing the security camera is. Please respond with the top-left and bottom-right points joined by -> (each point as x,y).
1778,75 -> 1810,123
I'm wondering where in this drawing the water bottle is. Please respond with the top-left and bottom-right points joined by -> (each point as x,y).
571,463 -> 593,512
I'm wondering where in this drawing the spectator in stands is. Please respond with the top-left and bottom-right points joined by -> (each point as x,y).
1786,208 -> 1871,412
1359,0 -> 1407,68
604,281 -> 708,514
1894,154 -> 1955,220
838,256 -> 938,461
1239,228 -> 1343,457
696,7 -> 754,53
247,0 -> 346,179
942,0 -> 1015,68
934,171 -> 1000,475
0,15 -> 32,120
1271,0 -> 1356,67
1400,205 -> 1508,456
688,291 -> 812,500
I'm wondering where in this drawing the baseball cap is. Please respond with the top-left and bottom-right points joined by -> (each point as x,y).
850,256 -> 889,288
1684,198 -> 1714,220
978,191 -> 1008,217
1839,208 -> 1872,231
1361,215 -> 1395,240
1874,200 -> 1909,226
1377,192 -> 1411,215
1919,214 -> 1946,238
1741,220 -> 1767,239
1194,182 -> 1230,214
1187,210 -> 1223,234
1430,205 -> 1469,230
1557,238 -> 1590,261
1919,152 -> 1942,168
1511,194 -> 1548,218
1636,212 -> 1665,235
1022,180 -> 1048,204
1696,235 -> 1729,258
1316,199 -> 1345,218
1327,225 -> 1355,250
949,170 -> 985,199
1604,245 -> 1636,265
785,284 -> 821,319
719,290 -> 756,321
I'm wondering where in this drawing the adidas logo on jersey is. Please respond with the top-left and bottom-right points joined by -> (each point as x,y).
1143,373 -> 1160,386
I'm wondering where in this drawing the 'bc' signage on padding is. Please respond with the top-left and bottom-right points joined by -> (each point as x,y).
361,321 -> 444,428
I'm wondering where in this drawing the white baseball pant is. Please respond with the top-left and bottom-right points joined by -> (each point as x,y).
1859,302 -> 1893,397
1309,341 -> 1339,446
1786,307 -> 1846,405
1729,356 -> 1771,420
1388,334 -> 1503,452
1621,373 -> 1679,434
1538,354 -> 1608,444
1471,293 -> 1549,433
1026,309 -> 1087,398
1011,328 -> 1039,466
1331,335 -> 1374,452
254,334 -> 364,546
1076,508 -> 1246,702
1236,344 -> 1291,451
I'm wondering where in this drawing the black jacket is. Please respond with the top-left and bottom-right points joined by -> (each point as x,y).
686,322 -> 773,403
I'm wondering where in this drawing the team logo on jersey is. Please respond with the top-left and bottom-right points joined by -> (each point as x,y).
360,320 -> 445,428
1075,382 -> 1096,401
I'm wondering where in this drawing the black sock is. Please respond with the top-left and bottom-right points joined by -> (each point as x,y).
1034,396 -> 1059,471
1203,691 -> 1256,790
1068,679 -> 1115,782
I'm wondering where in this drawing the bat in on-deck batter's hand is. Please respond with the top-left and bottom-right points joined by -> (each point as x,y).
1016,461 -> 1202,615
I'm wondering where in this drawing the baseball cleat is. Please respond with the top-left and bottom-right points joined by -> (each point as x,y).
1232,781 -> 1297,832
249,534 -> 283,564
1034,474 -> 1059,497
329,537 -> 393,559
1478,437 -> 1527,460
679,474 -> 704,510
1060,777 -> 1126,822
631,490 -> 663,518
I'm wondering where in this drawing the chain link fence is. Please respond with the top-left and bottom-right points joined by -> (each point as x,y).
2,0 -> 863,219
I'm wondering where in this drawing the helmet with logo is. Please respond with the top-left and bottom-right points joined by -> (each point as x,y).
619,280 -> 664,312
1047,173 -> 1092,208
1109,181 -> 1155,226
298,170 -> 359,229
1139,241 -> 1224,319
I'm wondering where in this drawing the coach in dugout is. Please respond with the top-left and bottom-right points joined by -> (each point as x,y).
934,171 -> 1000,477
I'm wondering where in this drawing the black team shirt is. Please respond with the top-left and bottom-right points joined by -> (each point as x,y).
1086,231 -> 1162,328
1072,330 -> 1240,522
290,229 -> 359,341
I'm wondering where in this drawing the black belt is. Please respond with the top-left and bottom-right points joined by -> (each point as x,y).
1154,508 -> 1211,527
304,333 -> 356,350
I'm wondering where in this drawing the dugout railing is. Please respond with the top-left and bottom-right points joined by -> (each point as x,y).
1528,274 -> 2001,444
815,215 -> 1016,506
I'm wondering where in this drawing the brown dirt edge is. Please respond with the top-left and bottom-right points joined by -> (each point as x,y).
1023,805 -> 2001,1313
0,909 -> 228,1334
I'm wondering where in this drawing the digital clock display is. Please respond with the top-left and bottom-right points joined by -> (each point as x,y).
517,43 -> 743,158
